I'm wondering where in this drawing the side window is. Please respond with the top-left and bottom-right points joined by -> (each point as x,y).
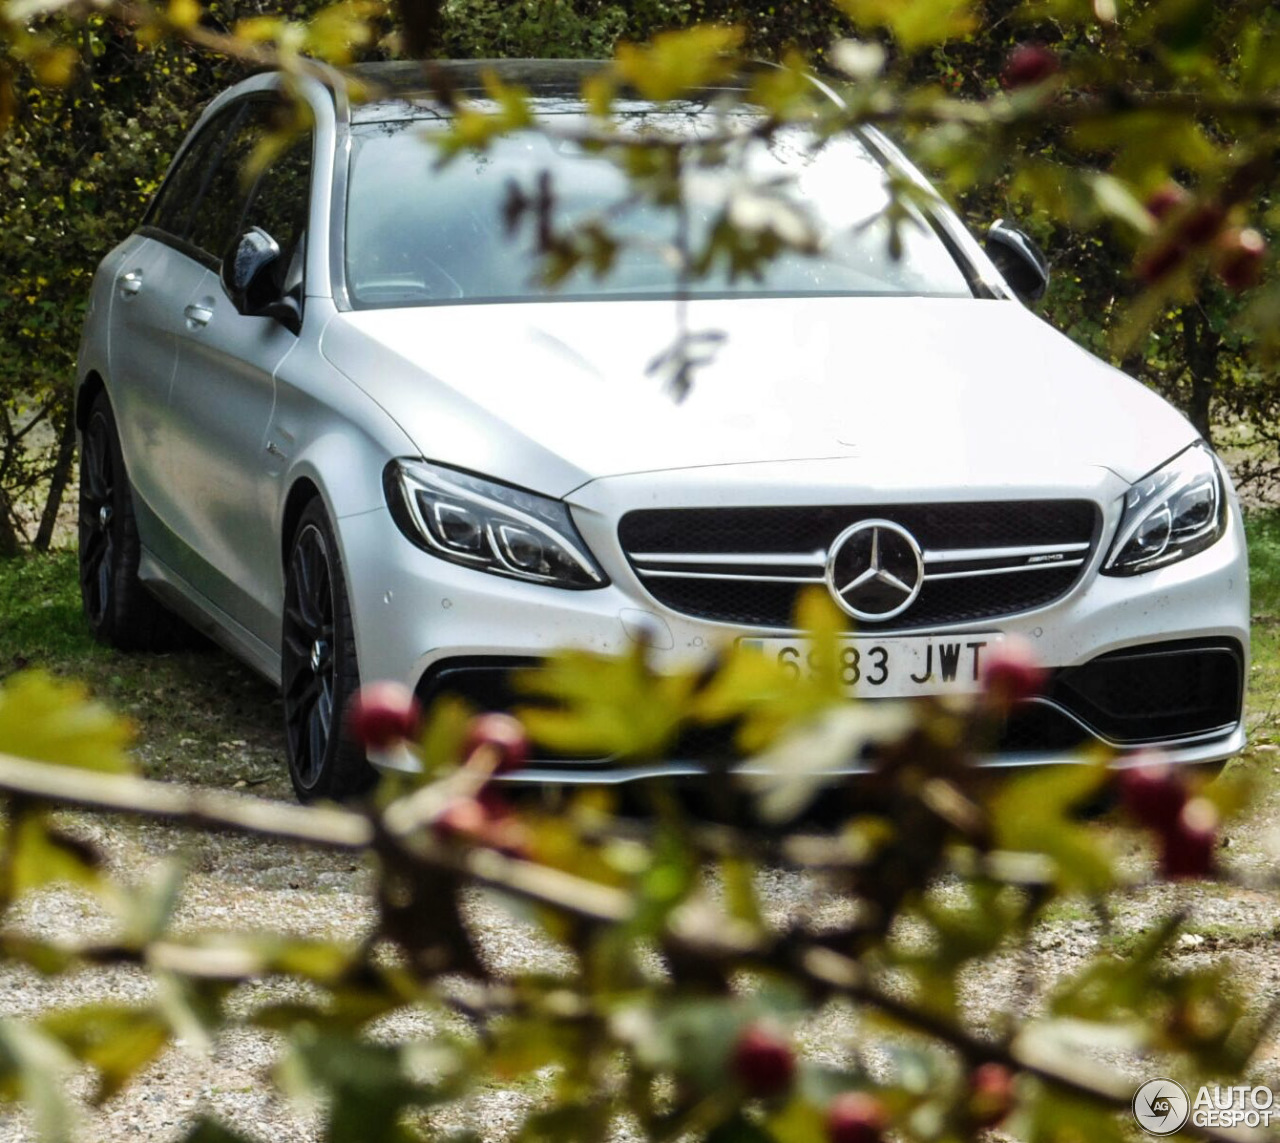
146,109 -> 236,240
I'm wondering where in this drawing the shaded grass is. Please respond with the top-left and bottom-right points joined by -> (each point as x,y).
0,548 -> 103,668
0,548 -> 291,796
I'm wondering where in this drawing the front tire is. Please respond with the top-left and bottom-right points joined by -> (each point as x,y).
282,500 -> 373,802
78,391 -> 190,650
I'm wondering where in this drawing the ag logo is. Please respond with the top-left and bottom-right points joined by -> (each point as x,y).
1132,1079 -> 1190,1136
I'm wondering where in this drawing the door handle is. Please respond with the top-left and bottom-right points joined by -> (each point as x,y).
183,302 -> 213,330
119,270 -> 144,298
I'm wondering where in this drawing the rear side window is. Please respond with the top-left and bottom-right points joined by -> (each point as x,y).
146,108 -> 237,240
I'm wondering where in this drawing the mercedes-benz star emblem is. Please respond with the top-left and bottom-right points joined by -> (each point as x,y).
825,519 -> 925,622
1131,1079 -> 1190,1136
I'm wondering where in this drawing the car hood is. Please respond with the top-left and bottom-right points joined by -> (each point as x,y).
321,296 -> 1196,498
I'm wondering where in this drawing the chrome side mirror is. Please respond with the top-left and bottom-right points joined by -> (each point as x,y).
221,228 -> 302,335
985,220 -> 1050,304
222,227 -> 281,310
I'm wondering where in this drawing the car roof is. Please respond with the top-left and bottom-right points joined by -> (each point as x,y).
343,58 -> 753,124
350,59 -> 609,95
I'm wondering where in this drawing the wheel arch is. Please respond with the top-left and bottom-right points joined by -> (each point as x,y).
76,372 -> 107,432
281,476 -> 323,573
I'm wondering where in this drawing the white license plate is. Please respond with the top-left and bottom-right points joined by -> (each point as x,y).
739,633 -> 1005,698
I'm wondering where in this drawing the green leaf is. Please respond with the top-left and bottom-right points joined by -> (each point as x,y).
40,1003 -> 170,1104
154,972 -> 230,1056
613,26 -> 745,101
489,1015 -> 583,1077
517,1102 -> 613,1143
278,1033 -> 443,1140
705,1111 -> 777,1143
0,934 -> 73,976
415,694 -> 475,781
263,937 -> 359,984
1022,1077 -> 1128,1143
0,1019 -> 75,1143
832,0 -> 975,50
719,855 -> 763,928
1049,913 -> 1180,1022
435,71 -> 534,160
631,820 -> 697,934
990,759 -> 1114,894
0,670 -> 133,773
1070,114 -> 1219,181
763,1096 -> 828,1143
516,645 -> 693,759
5,806 -> 104,897
116,858 -> 186,945
1090,174 -> 1156,237
691,587 -> 876,755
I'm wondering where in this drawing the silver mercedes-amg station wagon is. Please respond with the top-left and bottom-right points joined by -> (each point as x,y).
75,60 -> 1249,801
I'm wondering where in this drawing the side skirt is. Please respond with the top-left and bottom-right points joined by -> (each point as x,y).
138,548 -> 282,686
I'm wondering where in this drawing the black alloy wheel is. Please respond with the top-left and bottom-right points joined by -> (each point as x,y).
282,500 -> 372,802
77,391 -> 190,650
78,406 -> 117,630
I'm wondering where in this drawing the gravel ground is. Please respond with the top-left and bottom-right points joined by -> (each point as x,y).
1,750 -> 1278,1142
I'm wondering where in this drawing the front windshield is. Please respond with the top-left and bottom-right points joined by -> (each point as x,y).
344,116 -> 974,308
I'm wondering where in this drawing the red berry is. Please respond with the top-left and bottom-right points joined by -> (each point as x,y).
345,682 -> 421,749
1000,44 -> 1059,90
1135,241 -> 1187,285
1176,201 -> 1226,246
1145,182 -> 1189,222
1117,756 -> 1186,832
731,1023 -> 795,1098
827,1092 -> 888,1143
462,712 -> 530,775
476,784 -> 512,818
1160,797 -> 1218,879
1216,227 -> 1267,292
980,636 -> 1046,709
968,1062 -> 1016,1127
434,796 -> 489,840
434,793 -> 530,857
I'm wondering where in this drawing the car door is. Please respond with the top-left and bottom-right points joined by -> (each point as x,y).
106,108 -> 239,557
162,101 -> 313,649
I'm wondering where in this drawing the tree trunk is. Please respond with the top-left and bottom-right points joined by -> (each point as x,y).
34,406 -> 77,553
1180,305 -> 1218,444
396,0 -> 445,57
0,493 -> 24,559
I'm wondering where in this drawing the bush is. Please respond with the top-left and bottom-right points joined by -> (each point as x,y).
0,596 -> 1264,1142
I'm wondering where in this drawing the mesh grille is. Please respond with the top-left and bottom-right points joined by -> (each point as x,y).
997,702 -> 1090,754
619,501 -> 1097,554
619,500 -> 1098,630
1052,640 -> 1243,743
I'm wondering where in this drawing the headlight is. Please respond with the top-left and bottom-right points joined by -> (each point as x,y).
1102,442 -> 1227,575
384,459 -> 608,589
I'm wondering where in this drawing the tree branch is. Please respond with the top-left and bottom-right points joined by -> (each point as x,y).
0,752 -> 631,924
0,751 -> 1254,1142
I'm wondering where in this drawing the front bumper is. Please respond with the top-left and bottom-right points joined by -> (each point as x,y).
336,464 -> 1250,783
